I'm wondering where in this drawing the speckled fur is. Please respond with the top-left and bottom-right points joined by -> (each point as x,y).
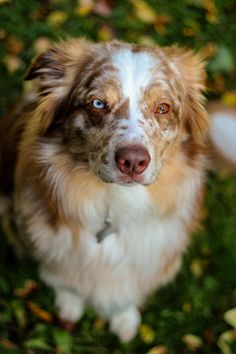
0,39 -> 209,341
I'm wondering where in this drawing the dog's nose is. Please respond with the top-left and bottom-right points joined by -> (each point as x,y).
115,146 -> 151,176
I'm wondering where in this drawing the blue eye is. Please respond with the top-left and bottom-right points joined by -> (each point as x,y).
92,99 -> 106,109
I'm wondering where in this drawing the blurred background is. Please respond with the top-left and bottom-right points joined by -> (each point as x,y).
0,1 -> 236,353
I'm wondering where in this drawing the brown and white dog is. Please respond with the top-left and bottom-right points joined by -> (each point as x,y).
0,39 -> 235,341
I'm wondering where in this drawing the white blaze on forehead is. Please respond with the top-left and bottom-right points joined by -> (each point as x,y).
112,48 -> 156,137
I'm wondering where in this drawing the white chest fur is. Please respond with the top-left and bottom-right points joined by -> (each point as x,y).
35,165 -> 202,316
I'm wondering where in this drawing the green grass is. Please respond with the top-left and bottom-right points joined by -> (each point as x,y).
0,1 -> 236,353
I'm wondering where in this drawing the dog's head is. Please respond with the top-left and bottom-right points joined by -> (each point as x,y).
25,39 -> 209,186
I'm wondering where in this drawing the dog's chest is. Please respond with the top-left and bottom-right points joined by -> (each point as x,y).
76,184 -> 187,273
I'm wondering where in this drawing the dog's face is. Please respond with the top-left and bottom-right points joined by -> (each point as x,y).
26,40 -> 209,186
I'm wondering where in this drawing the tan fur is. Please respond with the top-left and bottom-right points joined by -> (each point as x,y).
0,39 -> 211,341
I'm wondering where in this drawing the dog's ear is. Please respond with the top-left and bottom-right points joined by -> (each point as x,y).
165,47 -> 209,143
25,39 -> 92,96
24,39 -> 93,134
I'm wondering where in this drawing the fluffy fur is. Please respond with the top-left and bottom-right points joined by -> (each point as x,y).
0,39 -> 210,341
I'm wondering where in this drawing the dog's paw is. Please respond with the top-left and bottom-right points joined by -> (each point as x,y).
110,307 -> 141,342
56,289 -> 85,323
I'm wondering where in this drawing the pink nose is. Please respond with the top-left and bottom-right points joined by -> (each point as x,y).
115,146 -> 151,176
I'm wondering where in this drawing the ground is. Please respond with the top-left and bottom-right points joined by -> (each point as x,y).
0,0 -> 236,353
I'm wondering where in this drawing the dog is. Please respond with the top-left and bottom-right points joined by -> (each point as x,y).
0,39 -> 235,341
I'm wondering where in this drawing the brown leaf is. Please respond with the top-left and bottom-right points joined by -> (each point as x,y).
93,0 -> 115,17
0,339 -> 17,350
183,334 -> 203,351
98,24 -> 114,41
6,36 -> 24,55
27,301 -> 53,323
154,14 -> 171,34
15,279 -> 38,298
93,318 -> 106,330
0,29 -> 7,40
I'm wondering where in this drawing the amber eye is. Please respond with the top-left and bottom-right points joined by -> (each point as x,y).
156,103 -> 171,115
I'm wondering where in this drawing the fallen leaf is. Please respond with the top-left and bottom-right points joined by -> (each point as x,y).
182,302 -> 192,313
182,334 -> 203,351
190,258 -> 207,278
204,0 -> 218,24
130,0 -> 157,24
6,36 -> 24,55
93,0 -> 114,17
47,11 -> 68,28
15,279 -> 38,298
93,318 -> 106,330
154,14 -> 171,34
221,91 -> 236,107
218,330 -> 236,354
27,301 -> 53,323
224,308 -> 236,329
0,0 -> 11,4
0,29 -> 7,39
202,43 -> 218,59
34,37 -> 51,54
98,24 -> 114,41
74,0 -> 93,17
138,35 -> 156,46
0,339 -> 17,350
3,55 -> 24,73
139,323 -> 155,344
145,345 -> 168,354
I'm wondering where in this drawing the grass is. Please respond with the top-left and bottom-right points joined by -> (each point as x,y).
0,0 -> 236,353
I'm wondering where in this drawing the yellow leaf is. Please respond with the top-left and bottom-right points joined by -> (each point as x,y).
145,345 -> 168,354
98,24 -> 114,41
34,37 -> 51,54
139,324 -> 155,344
224,309 -> 236,329
182,334 -> 203,350
47,11 -> 68,28
138,35 -> 156,47
182,302 -> 191,313
0,0 -> 11,4
204,0 -> 218,24
93,318 -> 106,330
218,330 -> 236,354
3,55 -> 24,74
190,258 -> 206,278
74,0 -> 94,17
221,91 -> 236,107
27,301 -> 53,323
130,0 -> 157,24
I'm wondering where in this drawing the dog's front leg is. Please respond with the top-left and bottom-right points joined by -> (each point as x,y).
110,306 -> 141,342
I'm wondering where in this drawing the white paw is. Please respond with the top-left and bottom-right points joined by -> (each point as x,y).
110,307 -> 141,342
56,289 -> 85,322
